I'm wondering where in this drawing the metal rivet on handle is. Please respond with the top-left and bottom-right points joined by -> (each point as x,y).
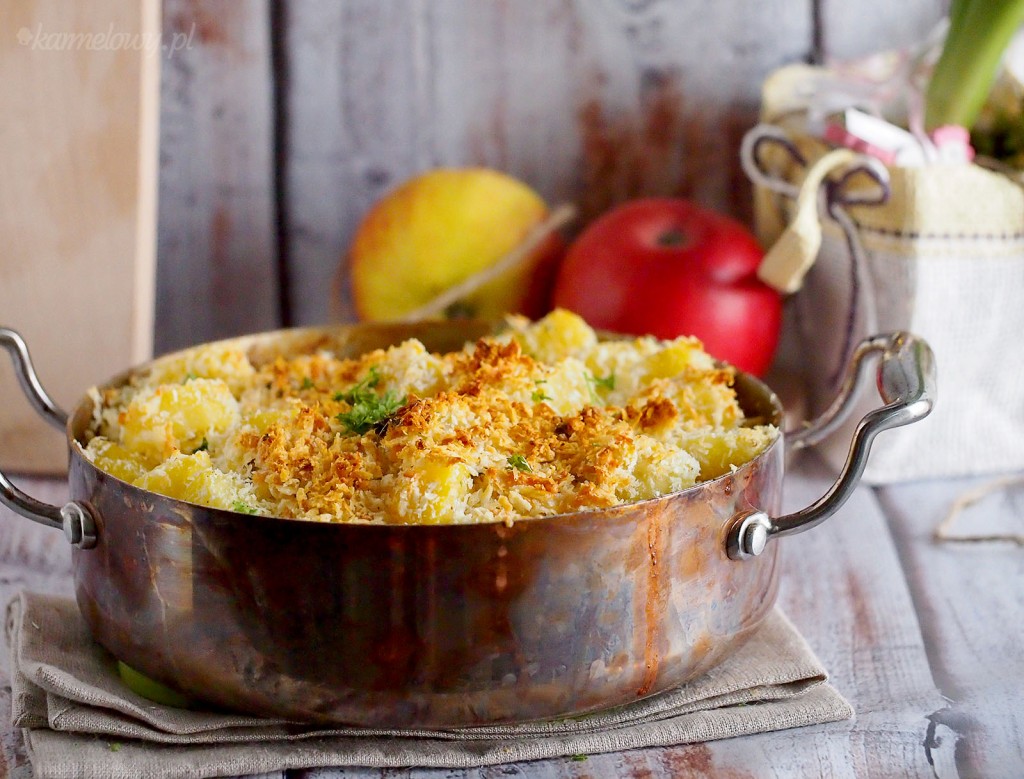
727,511 -> 772,561
60,502 -> 98,549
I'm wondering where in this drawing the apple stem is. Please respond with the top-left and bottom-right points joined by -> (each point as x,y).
656,228 -> 688,248
402,203 -> 578,322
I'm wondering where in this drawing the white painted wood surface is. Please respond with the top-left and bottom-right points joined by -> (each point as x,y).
817,0 -> 947,61
156,0 -> 280,355
154,0 -> 954,350
4,457 -> 1021,777
156,0 -> 826,343
879,478 -> 1024,778
281,0 -> 814,329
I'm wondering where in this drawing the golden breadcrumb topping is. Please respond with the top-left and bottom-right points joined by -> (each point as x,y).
82,310 -> 777,524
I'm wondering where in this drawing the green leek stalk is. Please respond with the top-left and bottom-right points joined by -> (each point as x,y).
925,0 -> 1024,131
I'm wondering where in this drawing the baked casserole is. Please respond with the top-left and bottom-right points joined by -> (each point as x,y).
83,310 -> 778,524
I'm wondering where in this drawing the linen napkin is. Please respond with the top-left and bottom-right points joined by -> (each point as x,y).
6,592 -> 852,779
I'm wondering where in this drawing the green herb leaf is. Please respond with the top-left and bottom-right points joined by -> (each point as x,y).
569,754 -> 588,762
301,376 -> 315,390
182,372 -> 198,384
336,391 -> 405,435
507,454 -> 532,472
192,437 -> 209,454
334,368 -> 405,434
531,389 -> 552,403
232,501 -> 259,515
109,742 -> 122,752
334,366 -> 381,403
588,372 -> 615,391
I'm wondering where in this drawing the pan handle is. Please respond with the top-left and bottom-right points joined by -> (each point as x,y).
0,328 -> 98,549
727,332 -> 935,560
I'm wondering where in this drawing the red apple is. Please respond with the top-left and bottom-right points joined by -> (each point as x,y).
552,198 -> 781,375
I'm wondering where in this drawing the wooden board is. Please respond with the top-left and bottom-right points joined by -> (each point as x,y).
0,479 -> 73,779
879,476 -> 1024,778
152,0 -> 958,355
816,0 -> 946,60
281,0 -> 814,327
156,0 -> 281,355
0,0 -> 160,474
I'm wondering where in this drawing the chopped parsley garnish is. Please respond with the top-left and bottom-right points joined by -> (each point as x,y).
335,367 -> 405,435
585,371 -> 615,405
337,393 -> 405,435
532,378 -> 552,403
232,501 -> 258,515
182,372 -> 198,383
108,742 -> 122,753
334,366 -> 381,402
569,754 -> 588,762
192,437 -> 209,453
301,376 -> 315,390
507,454 -> 532,472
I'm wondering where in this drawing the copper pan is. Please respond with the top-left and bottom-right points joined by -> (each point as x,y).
0,322 -> 934,728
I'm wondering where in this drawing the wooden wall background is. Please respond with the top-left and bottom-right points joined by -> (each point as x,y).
155,0 -> 948,355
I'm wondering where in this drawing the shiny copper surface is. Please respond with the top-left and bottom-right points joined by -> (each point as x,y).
66,322 -> 784,728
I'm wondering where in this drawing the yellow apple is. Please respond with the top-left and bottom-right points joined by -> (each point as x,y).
349,168 -> 563,321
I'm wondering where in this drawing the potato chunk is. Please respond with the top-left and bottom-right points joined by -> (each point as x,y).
84,438 -> 148,484
134,451 -> 259,512
511,309 -> 598,363
119,379 -> 240,463
393,459 -> 473,524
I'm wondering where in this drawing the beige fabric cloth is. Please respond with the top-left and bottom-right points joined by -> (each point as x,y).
5,592 -> 852,779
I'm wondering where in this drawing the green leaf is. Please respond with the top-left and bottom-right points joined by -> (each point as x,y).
334,366 -> 381,403
507,454 -> 532,472
192,438 -> 209,454
334,368 -> 405,435
926,0 -> 1024,130
232,501 -> 259,515
301,376 -> 315,390
531,389 -> 552,402
336,392 -> 406,435
584,371 -> 615,405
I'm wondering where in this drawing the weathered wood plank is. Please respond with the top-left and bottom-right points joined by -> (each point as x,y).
878,476 -> 1024,779
0,479 -> 71,575
0,685 -> 31,779
284,0 -> 814,326
281,0 -> 429,327
0,479 -> 75,779
817,0 -> 947,61
157,0 -> 280,354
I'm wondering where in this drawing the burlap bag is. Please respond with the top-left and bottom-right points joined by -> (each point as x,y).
745,63 -> 1024,483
